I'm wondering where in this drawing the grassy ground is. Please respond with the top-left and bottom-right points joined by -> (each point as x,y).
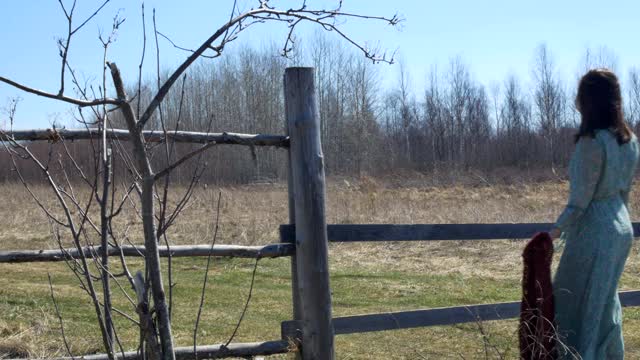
2,179 -> 640,359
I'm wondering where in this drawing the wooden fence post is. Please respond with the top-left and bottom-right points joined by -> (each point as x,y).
284,67 -> 335,360
286,77 -> 303,360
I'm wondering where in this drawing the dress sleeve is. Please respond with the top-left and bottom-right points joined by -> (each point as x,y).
554,136 -> 604,232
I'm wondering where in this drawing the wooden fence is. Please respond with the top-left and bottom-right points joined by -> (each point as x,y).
3,67 -> 640,360
280,223 -> 640,338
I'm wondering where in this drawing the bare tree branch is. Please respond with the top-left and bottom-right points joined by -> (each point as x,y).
153,141 -> 218,181
3,137 -> 114,359
194,192 -> 223,358
0,76 -> 122,107
137,2 -> 147,118
137,1 -> 401,129
48,273 -> 75,359
156,32 -> 219,59
222,258 -> 260,348
56,0 -> 113,95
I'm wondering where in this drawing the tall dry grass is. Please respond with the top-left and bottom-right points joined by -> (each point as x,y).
4,176 -> 640,280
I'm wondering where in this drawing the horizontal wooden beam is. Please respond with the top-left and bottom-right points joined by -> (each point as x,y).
282,290 -> 640,337
2,128 -> 289,147
280,223 -> 640,242
55,340 -> 292,359
0,243 -> 294,263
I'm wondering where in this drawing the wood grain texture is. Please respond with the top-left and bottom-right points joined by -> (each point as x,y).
285,71 -> 304,360
285,67 -> 335,359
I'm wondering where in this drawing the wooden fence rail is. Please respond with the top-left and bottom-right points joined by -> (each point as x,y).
55,340 -> 292,360
0,243 -> 294,263
281,223 -> 640,242
282,290 -> 640,337
2,128 -> 289,147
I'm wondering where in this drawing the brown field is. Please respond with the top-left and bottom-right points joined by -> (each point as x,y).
1,178 -> 640,359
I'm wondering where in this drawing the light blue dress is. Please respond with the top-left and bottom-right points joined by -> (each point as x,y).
553,129 -> 639,359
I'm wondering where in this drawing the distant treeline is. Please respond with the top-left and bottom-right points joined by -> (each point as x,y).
2,34 -> 639,184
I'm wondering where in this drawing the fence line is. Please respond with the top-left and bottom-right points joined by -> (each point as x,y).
2,128 -> 289,147
0,243 -> 294,263
281,222 -> 640,242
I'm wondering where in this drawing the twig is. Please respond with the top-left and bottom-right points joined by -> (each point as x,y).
223,258 -> 260,348
136,2 -> 147,119
48,273 -> 74,359
0,76 -> 121,107
156,31 -> 219,59
56,0 -> 112,95
468,311 -> 505,360
193,191 -> 223,359
163,233 -> 174,320
3,130 -> 113,359
153,8 -> 164,131
154,141 -> 219,181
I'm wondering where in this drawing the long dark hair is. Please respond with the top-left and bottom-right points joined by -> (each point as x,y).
575,68 -> 632,144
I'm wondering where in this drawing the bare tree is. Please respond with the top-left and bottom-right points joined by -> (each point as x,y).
580,45 -> 619,73
566,46 -> 620,127
0,1 -> 400,359
532,43 -> 566,170
500,74 -> 533,168
464,84 -> 492,170
421,66 -> 445,171
397,59 -> 414,166
627,67 -> 640,132
345,56 -> 381,176
445,57 -> 472,167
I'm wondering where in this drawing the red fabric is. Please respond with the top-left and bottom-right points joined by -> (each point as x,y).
519,232 -> 556,359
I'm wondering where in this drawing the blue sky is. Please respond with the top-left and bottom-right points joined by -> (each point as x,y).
1,0 -> 639,129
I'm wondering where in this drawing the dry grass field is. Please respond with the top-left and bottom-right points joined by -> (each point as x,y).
2,177 -> 640,359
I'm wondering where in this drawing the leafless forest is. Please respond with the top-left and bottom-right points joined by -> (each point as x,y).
3,38 -> 639,185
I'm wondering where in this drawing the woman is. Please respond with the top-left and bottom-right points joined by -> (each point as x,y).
550,68 -> 639,359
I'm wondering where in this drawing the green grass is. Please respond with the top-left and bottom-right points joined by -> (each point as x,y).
3,245 -> 640,359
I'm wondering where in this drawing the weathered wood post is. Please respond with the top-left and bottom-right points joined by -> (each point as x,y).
284,67 -> 335,360
286,78 -> 304,360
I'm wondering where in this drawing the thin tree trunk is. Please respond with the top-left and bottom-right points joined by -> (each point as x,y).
100,147 -> 114,354
108,62 -> 175,360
